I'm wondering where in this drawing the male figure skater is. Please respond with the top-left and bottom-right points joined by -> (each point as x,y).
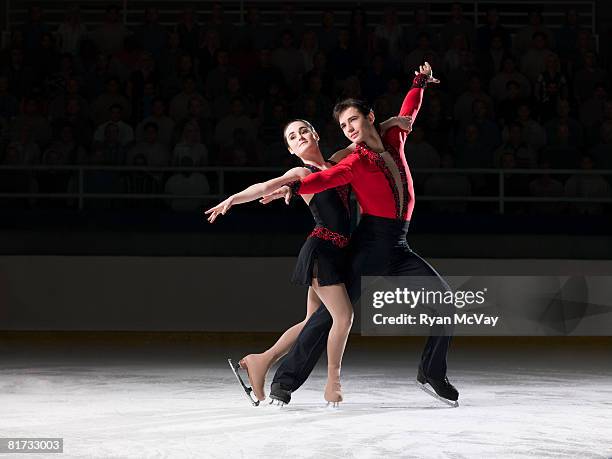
262,63 -> 459,407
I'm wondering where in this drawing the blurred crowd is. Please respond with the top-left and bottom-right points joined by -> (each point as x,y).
0,2 -> 610,214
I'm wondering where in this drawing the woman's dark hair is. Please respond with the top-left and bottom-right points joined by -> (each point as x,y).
332,98 -> 372,122
282,118 -> 317,148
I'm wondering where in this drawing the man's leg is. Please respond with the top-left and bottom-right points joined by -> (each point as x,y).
271,302 -> 332,391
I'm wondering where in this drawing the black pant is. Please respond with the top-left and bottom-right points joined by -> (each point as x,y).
273,214 -> 453,391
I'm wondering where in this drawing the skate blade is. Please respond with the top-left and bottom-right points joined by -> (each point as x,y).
268,398 -> 287,407
325,401 -> 341,408
416,381 -> 459,408
227,358 -> 260,406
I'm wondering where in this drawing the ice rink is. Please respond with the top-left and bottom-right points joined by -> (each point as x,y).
1,334 -> 611,458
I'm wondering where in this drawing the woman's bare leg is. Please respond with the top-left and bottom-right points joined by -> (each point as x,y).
311,280 -> 354,403
240,287 -> 320,400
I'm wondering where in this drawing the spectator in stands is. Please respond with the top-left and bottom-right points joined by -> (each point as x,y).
5,48 -> 35,100
49,77 -> 89,123
5,132 -> 41,165
296,74 -> 332,122
128,52 -> 160,123
20,5 -> 49,52
0,75 -> 19,121
204,2 -> 236,50
36,147 -> 73,208
317,10 -> 338,54
589,122 -> 612,169
544,99 -> 583,147
329,29 -> 358,82
300,30 -> 319,75
514,8 -> 555,55
494,122 -> 537,168
406,126 -> 440,191
568,29 -> 595,75
497,80 -> 527,126
173,121 -> 208,166
31,32 -> 60,86
135,7 -> 167,61
478,33 -> 512,83
404,7 -> 437,51
535,54 -> 568,122
213,76 -> 254,120
529,159 -> 565,215
51,124 -> 87,164
303,51 -> 334,98
94,104 -> 134,146
556,9 -> 583,62
455,123 -> 491,168
469,99 -> 501,152
197,29 -> 221,80
347,8 -> 372,68
56,97 -> 94,149
123,153 -> 162,206
339,75 -> 363,99
127,122 -> 170,167
90,4 -> 130,55
476,7 -> 511,52
443,33 -> 476,93
573,51 -> 608,104
275,2 -> 305,44
158,31 -> 184,83
164,156 -> 210,212
362,54 -> 391,101
508,102 -> 547,151
85,142 -> 124,207
375,76 -> 406,119
92,77 -> 131,125
236,6 -> 272,52
97,123 -> 127,164
521,32 -> 555,84
214,98 -> 256,150
205,49 -> 235,100
404,33 -> 438,82
178,95 -> 214,148
587,100 -> 612,145
489,57 -> 531,103
272,30 -> 304,94
440,3 -> 474,50
163,53 -> 201,99
175,7 -> 200,57
579,84 -> 608,130
424,154 -> 472,214
565,155 -> 610,215
248,48 -> 286,103
422,93 -> 453,153
135,97 -> 175,147
170,75 -> 206,122
541,124 -> 580,169
373,6 -> 403,60
11,97 -> 52,147
454,75 -> 493,123
82,53 -> 112,100
56,6 -> 87,56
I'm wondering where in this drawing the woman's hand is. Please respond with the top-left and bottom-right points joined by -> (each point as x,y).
260,186 -> 292,205
204,196 -> 235,223
415,61 -> 440,84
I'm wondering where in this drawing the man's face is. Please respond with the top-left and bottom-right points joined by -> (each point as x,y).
338,107 -> 374,144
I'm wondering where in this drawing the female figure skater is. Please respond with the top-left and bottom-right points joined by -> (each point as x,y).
205,116 -> 411,405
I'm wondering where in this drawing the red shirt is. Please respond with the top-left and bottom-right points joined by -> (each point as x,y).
294,74 -> 427,221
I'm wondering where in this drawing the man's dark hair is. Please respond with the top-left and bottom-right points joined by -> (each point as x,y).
332,98 -> 372,123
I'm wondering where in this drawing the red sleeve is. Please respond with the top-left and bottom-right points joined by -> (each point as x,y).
295,153 -> 359,195
384,73 -> 428,153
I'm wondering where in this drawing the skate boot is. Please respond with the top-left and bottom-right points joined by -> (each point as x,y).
324,378 -> 343,408
269,382 -> 291,406
238,354 -> 269,401
416,366 -> 459,407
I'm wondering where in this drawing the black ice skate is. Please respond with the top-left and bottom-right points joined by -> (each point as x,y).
416,366 -> 459,408
227,358 -> 260,406
269,382 -> 291,406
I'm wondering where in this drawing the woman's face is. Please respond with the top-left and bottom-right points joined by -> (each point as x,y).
284,121 -> 319,157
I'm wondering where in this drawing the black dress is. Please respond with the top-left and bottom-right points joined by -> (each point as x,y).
291,163 -> 351,286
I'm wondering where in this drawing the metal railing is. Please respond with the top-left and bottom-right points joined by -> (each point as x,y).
1,165 -> 611,214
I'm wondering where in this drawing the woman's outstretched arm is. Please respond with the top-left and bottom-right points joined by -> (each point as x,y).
205,166 -> 310,222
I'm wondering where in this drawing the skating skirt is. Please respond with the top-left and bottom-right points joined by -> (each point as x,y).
290,227 -> 350,287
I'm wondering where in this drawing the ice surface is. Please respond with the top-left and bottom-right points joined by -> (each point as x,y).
1,342 -> 611,458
